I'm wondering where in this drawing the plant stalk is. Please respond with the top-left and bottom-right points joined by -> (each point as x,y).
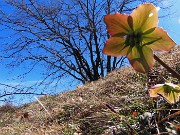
154,54 -> 180,80
105,103 -> 139,135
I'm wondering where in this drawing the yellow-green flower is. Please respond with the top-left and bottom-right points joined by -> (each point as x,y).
103,3 -> 176,73
149,83 -> 180,104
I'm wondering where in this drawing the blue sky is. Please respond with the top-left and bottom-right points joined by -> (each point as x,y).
0,0 -> 180,105
158,0 -> 180,44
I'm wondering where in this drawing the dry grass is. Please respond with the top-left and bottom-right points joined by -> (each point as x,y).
0,46 -> 179,135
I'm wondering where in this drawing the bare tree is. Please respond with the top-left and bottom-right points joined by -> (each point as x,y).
0,0 -> 172,95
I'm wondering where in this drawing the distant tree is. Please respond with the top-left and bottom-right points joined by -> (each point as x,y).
0,0 -> 172,88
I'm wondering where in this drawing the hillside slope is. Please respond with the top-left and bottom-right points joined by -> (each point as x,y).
0,46 -> 179,135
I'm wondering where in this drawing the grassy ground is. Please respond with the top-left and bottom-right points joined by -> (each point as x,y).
0,46 -> 179,135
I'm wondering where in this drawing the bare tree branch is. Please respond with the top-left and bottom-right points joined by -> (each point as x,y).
0,0 -> 173,101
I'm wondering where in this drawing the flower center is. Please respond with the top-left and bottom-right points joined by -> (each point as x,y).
125,32 -> 142,47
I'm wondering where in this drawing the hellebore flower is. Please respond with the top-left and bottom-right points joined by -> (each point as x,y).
103,3 -> 176,73
149,83 -> 180,104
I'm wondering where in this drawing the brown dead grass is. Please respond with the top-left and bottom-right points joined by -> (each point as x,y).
0,45 -> 179,135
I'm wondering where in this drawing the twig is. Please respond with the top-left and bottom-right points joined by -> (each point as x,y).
151,132 -> 174,135
158,110 -> 180,125
34,96 -> 52,118
154,54 -> 180,80
154,108 -> 180,111
154,115 -> 160,134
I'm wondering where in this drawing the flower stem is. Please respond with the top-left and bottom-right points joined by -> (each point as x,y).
154,54 -> 180,80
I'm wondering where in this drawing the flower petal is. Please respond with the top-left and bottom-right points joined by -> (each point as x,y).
126,46 -> 154,73
104,13 -> 132,36
142,27 -> 176,51
130,3 -> 158,32
149,84 -> 180,104
149,85 -> 164,97
103,37 -> 129,57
